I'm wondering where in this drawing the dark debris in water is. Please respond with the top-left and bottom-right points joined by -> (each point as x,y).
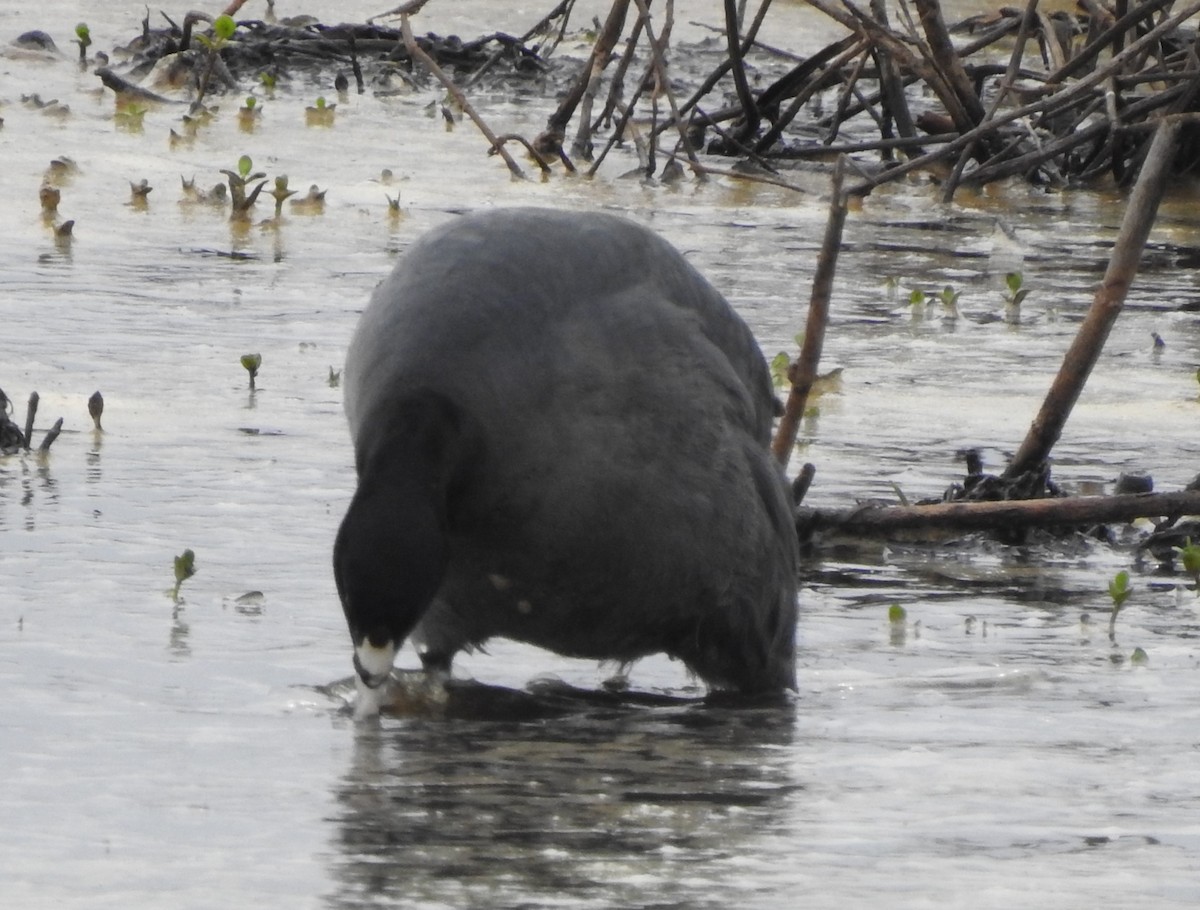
107,11 -> 551,98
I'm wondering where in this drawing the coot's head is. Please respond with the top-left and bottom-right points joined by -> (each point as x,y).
333,470 -> 447,711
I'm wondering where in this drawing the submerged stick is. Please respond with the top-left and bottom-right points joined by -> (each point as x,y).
1003,117 -> 1181,479
797,489 -> 1200,539
38,417 -> 63,453
771,157 -> 847,468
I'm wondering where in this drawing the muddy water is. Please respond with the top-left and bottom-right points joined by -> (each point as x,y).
3,2 -> 1200,907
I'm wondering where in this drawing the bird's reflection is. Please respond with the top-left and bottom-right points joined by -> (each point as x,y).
326,693 -> 798,909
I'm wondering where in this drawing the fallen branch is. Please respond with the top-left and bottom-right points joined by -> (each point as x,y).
797,489 -> 1200,539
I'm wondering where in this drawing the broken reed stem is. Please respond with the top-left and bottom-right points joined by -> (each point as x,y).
797,488 -> 1200,539
400,15 -> 526,179
23,392 -> 39,450
771,156 -> 847,469
38,418 -> 63,453
1003,116 -> 1181,480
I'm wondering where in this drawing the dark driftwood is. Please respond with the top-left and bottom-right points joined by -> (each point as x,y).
797,490 -> 1200,538
1003,117 -> 1181,479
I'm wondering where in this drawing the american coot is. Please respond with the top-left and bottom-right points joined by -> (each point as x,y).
334,208 -> 798,715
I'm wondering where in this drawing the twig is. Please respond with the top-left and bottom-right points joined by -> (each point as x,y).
400,15 -> 526,179
942,0 -> 1038,201
771,157 -> 847,468
629,0 -> 702,176
723,0 -> 758,139
1003,116 -> 1181,479
536,0 -> 631,156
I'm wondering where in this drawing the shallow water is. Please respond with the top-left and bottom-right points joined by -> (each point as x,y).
3,2 -> 1200,907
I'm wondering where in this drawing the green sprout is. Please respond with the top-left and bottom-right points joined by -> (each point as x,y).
1176,538 -> 1200,591
241,353 -> 262,389
770,351 -> 791,390
938,285 -> 961,316
305,96 -> 336,126
328,366 -> 342,387
1107,569 -> 1131,640
172,549 -> 196,602
909,288 -> 926,308
1130,647 -> 1148,666
114,102 -> 147,131
269,175 -> 296,216
220,156 -> 267,215
1004,271 -> 1029,307
214,14 -> 237,42
192,15 -> 238,113
74,23 -> 91,62
888,603 -> 908,646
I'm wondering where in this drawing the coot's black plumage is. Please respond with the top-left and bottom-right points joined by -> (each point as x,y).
334,208 -> 797,712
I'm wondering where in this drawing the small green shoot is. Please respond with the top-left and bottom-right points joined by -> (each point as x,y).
220,155 -> 267,214
1004,271 -> 1029,307
173,549 -> 196,602
114,102 -> 147,131
192,16 -> 238,112
1176,538 -> 1200,591
74,22 -> 91,62
1130,647 -> 1148,666
270,175 -> 296,216
328,366 -> 342,388
1107,569 -> 1131,640
937,285 -> 961,315
241,353 -> 262,390
214,14 -> 237,42
770,351 -> 791,390
888,604 -> 907,623
908,288 -> 926,308
306,96 -> 336,126
259,72 -> 277,91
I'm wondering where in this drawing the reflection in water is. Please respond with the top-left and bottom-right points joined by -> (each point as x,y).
327,703 -> 799,909
169,603 -> 191,658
